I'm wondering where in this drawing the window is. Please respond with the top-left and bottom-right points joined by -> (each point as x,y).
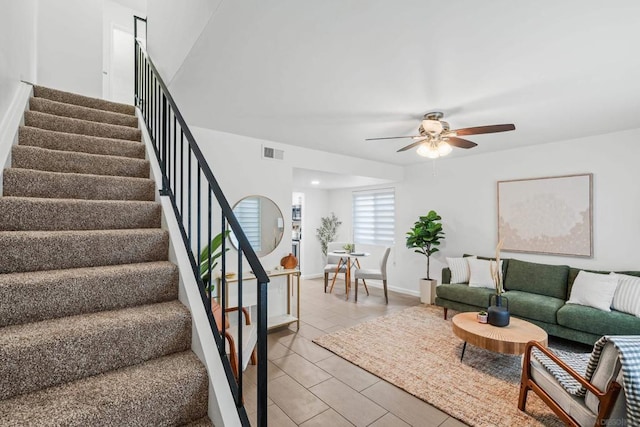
353,188 -> 395,246
234,197 -> 262,251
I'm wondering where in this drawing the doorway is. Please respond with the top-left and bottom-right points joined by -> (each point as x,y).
102,0 -> 145,104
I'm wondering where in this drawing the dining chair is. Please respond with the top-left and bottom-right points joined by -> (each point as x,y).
519,336 -> 639,426
323,241 -> 348,292
354,247 -> 391,303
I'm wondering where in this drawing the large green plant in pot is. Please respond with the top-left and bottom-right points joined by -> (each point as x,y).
199,230 -> 230,293
406,210 -> 445,280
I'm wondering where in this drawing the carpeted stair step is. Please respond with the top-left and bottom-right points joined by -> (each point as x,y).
19,126 -> 146,159
11,145 -> 150,178
3,168 -> 155,201
0,300 -> 191,400
0,261 -> 178,327
0,197 -> 161,231
0,228 -> 168,274
182,417 -> 215,426
25,111 -> 141,141
0,350 -> 208,426
33,85 -> 136,116
30,97 -> 138,128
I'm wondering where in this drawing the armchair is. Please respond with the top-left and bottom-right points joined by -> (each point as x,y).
212,302 -> 257,379
519,336 -> 640,426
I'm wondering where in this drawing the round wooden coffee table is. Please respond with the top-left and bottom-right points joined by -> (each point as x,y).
452,312 -> 548,361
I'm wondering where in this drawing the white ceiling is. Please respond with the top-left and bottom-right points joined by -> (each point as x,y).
292,168 -> 394,190
170,0 -> 640,167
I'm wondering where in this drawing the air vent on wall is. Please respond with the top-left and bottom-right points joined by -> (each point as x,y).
262,146 -> 284,160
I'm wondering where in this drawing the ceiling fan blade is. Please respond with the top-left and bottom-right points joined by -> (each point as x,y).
365,135 -> 421,141
447,137 -> 478,149
453,124 -> 515,136
397,140 -> 426,152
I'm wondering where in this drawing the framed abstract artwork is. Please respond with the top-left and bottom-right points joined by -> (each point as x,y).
497,174 -> 593,257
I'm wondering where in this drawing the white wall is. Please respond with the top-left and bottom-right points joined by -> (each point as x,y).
293,187 -> 330,278
327,128 -> 640,296
146,0 -> 221,84
0,0 -> 37,122
36,0 -> 104,97
102,0 -> 146,104
188,126 -> 640,300
1,0 -> 145,107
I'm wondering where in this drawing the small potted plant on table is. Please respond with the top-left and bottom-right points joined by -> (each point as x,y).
477,311 -> 488,323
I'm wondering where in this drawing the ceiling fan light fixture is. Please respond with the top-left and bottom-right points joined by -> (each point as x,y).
416,143 -> 440,158
437,142 -> 452,156
422,119 -> 443,135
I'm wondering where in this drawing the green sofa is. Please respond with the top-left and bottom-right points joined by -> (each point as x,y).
435,257 -> 640,345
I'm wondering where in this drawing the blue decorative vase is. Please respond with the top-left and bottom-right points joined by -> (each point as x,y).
488,294 -> 510,327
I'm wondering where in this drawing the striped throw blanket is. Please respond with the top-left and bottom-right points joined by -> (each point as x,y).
533,336 -> 640,426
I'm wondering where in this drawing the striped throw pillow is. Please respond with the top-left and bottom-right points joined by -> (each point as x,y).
611,273 -> 640,317
447,256 -> 476,284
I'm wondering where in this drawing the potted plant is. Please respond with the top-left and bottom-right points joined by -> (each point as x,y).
343,243 -> 354,252
316,212 -> 342,256
199,230 -> 230,294
406,210 -> 445,304
477,311 -> 488,323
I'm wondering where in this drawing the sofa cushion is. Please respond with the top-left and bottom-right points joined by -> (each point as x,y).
447,256 -> 476,284
465,254 -> 509,278
568,268 -> 640,298
566,271 -> 618,312
557,304 -> 640,336
503,259 -> 569,299
468,258 -> 501,289
611,273 -> 640,317
502,290 -> 564,325
436,283 -> 494,308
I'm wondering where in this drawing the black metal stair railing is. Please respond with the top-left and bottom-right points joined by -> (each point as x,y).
133,16 -> 268,427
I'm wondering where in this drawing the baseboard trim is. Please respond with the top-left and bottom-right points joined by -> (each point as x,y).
302,273 -> 421,298
0,82 -> 32,193
359,279 -> 420,297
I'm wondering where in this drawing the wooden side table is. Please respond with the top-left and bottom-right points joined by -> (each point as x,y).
217,268 -> 301,330
452,312 -> 548,361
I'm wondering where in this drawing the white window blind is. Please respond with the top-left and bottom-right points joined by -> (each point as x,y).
353,188 -> 395,245
234,197 -> 262,251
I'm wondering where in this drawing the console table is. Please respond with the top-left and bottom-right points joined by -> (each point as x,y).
216,268 -> 301,330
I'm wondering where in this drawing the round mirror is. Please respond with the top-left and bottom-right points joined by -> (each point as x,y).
229,195 -> 284,257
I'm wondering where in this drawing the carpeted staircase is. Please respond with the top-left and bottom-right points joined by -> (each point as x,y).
0,86 -> 213,426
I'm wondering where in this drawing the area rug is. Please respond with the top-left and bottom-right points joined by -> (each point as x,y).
313,305 -> 582,427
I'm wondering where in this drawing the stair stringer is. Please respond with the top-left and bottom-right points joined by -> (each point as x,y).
0,82 -> 32,193
136,110 -> 242,427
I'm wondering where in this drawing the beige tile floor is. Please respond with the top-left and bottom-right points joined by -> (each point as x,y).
244,278 -> 468,427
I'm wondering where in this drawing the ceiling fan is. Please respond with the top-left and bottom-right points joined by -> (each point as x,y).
366,112 -> 515,158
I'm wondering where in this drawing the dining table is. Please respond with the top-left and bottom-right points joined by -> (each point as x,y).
327,250 -> 370,300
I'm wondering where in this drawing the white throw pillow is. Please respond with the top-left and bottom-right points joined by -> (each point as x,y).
567,271 -> 618,312
468,258 -> 501,290
610,273 -> 640,317
447,256 -> 476,284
